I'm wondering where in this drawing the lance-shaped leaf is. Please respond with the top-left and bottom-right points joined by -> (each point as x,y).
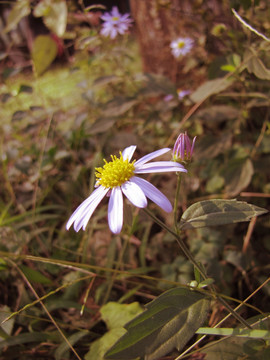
179,199 -> 268,230
32,35 -> 58,76
244,47 -> 270,81
34,0 -> 67,37
4,0 -> 30,33
190,77 -> 234,103
105,287 -> 210,360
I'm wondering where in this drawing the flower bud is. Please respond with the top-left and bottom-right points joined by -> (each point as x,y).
173,132 -> 196,163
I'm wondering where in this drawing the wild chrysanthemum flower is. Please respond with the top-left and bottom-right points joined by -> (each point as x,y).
100,6 -> 133,39
163,94 -> 174,102
170,37 -> 193,58
177,89 -> 191,99
173,132 -> 196,163
66,146 -> 187,234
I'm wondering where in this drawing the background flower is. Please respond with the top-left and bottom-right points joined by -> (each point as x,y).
177,89 -> 191,99
100,6 -> 133,39
170,37 -> 194,58
66,146 -> 186,234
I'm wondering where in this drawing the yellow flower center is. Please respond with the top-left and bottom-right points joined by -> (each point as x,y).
95,152 -> 135,189
112,16 -> 119,21
177,41 -> 185,49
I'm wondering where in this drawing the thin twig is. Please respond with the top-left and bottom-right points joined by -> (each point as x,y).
242,216 -> 257,253
232,8 -> 270,42
7,259 -> 83,360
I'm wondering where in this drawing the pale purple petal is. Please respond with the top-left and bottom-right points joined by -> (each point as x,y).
135,161 -> 187,174
100,13 -> 112,21
118,25 -> 128,34
164,94 -> 174,102
122,145 -> 136,162
111,6 -> 121,17
110,27 -> 118,39
121,14 -> 132,21
178,90 -> 191,99
108,187 -> 123,234
101,24 -> 118,39
135,148 -> 171,166
190,136 -> 197,157
121,180 -> 147,208
131,177 -> 173,212
66,186 -> 109,232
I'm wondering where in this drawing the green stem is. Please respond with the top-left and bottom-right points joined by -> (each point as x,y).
142,208 -> 252,329
173,173 -> 182,234
143,208 -> 206,280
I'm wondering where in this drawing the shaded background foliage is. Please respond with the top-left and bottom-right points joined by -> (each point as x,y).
0,0 -> 270,359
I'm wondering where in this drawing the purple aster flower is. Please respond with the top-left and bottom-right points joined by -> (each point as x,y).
177,89 -> 191,99
170,37 -> 194,58
173,132 -> 196,163
100,6 -> 133,39
163,94 -> 174,102
66,146 -> 187,234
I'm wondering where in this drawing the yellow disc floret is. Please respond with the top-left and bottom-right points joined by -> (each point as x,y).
95,152 -> 135,189
177,41 -> 185,49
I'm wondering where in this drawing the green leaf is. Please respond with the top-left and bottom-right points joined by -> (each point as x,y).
85,302 -> 143,360
87,117 -> 117,135
20,265 -> 52,285
244,48 -> 270,80
195,133 -> 232,160
101,302 -> 143,330
32,35 -> 58,76
179,199 -> 268,230
0,258 -> 8,271
224,158 -> 254,197
4,0 -> 30,33
202,340 -> 245,360
0,332 -> 49,349
34,0 -> 67,37
190,77 -> 234,103
55,331 -> 88,360
102,97 -> 138,117
138,73 -> 176,97
18,84 -> 33,94
206,175 -> 225,193
0,306 -> 14,340
85,328 -> 127,360
197,105 -> 240,123
198,278 -> 215,288
105,288 -> 210,360
221,64 -> 237,72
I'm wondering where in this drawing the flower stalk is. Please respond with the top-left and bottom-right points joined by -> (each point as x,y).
173,173 -> 182,234
143,207 -> 252,329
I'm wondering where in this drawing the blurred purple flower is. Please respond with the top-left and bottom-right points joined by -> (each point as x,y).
164,90 -> 191,102
66,146 -> 187,234
100,6 -> 133,39
177,89 -> 191,99
173,132 -> 196,163
164,94 -> 174,102
170,37 -> 194,58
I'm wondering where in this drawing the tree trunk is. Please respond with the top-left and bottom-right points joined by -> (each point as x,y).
130,0 -> 231,85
